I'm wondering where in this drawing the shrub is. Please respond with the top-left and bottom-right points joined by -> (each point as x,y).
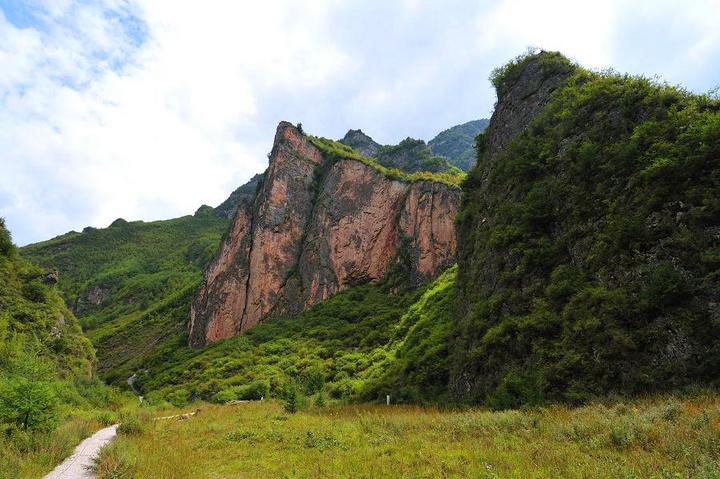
117,416 -> 147,436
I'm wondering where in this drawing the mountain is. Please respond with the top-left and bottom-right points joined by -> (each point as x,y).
374,138 -> 458,174
189,122 -> 460,347
428,119 -> 489,171
452,51 -> 720,407
339,129 -> 380,157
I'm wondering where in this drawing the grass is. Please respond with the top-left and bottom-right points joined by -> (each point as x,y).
95,394 -> 720,478
0,385 -> 138,479
308,136 -> 465,188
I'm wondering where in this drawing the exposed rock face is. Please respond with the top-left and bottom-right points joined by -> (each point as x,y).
72,285 -> 111,314
189,122 -> 460,347
339,129 -> 380,157
42,269 -> 59,285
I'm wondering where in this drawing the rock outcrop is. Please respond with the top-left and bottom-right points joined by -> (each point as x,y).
189,122 -> 460,347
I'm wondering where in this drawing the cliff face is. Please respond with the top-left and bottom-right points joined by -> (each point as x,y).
189,122 -> 460,347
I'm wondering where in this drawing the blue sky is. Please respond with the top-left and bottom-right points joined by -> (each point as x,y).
1,0 -> 719,245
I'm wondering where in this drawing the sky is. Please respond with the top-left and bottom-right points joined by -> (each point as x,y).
1,1 -> 719,245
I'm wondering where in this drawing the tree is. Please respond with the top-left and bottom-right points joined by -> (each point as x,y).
283,385 -> 299,414
314,390 -> 326,408
0,218 -> 14,256
0,352 -> 59,430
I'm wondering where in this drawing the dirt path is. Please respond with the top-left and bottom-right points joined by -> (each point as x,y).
43,424 -> 118,479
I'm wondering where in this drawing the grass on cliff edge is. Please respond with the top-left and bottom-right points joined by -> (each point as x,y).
308,135 -> 466,188
94,394 -> 720,479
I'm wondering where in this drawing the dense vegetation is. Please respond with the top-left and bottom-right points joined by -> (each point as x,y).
309,136 -> 465,187
125,267 -> 457,407
454,51 -> 720,407
375,137 -> 461,174
21,211 -> 230,383
428,119 -> 489,171
0,218 -> 130,478
95,395 -> 720,478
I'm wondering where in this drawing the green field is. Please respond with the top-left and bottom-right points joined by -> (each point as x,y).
95,395 -> 720,478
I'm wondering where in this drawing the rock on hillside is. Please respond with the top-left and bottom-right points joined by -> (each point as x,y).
189,122 -> 460,347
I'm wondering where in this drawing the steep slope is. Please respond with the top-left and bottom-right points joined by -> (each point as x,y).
189,122 -> 461,347
428,119 -> 489,171
21,210 -> 230,380
453,51 -> 720,407
0,219 -> 95,378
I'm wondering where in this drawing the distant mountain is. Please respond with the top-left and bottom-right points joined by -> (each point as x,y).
375,138 -> 457,174
428,119 -> 489,171
339,129 -> 381,157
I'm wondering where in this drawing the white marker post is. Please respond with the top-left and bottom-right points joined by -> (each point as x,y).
386,395 -> 390,406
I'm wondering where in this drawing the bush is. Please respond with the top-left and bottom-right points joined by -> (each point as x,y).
22,280 -> 48,303
117,415 -> 147,436
93,442 -> 137,479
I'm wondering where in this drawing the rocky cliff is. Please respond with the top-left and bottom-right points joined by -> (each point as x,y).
189,122 -> 460,347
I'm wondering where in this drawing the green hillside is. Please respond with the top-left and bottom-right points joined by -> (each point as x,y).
453,52 -> 720,407
124,266 -> 457,407
428,118 -> 489,171
21,210 -> 230,383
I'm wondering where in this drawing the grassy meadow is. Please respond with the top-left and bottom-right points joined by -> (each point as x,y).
96,394 -> 720,478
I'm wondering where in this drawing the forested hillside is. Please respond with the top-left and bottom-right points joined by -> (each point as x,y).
453,51 -> 720,407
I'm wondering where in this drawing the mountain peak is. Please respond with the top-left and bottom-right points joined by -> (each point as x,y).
339,129 -> 380,157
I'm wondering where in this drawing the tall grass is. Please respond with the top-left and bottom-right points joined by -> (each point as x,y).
95,394 -> 720,478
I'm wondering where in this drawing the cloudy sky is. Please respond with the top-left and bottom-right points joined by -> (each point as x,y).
1,0 -> 719,245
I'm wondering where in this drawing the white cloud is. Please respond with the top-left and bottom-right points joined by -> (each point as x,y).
0,0 -> 718,245
0,1 -> 352,244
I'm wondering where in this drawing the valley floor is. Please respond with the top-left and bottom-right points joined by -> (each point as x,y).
95,394 -> 720,478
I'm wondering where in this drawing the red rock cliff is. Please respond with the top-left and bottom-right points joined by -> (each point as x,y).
189,122 -> 460,347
